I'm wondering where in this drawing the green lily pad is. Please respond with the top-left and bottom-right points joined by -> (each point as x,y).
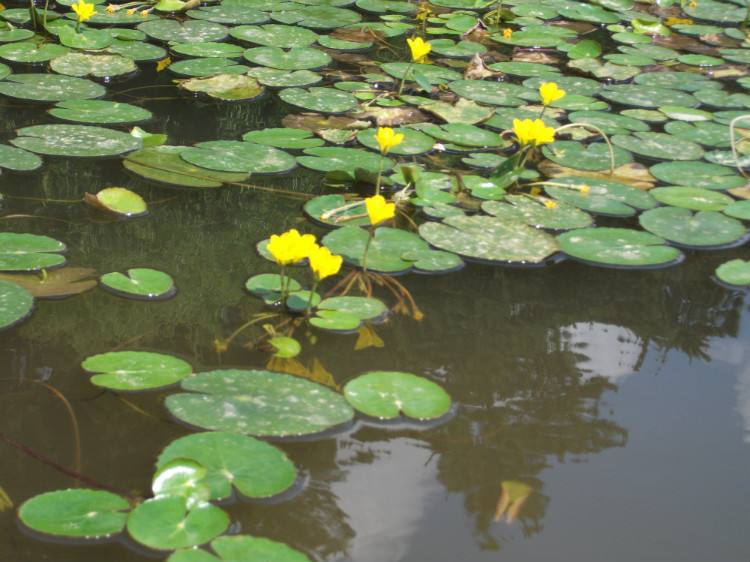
0,280 -> 34,330
343,371 -> 451,420
88,187 -> 147,217
356,127 -> 434,156
229,24 -> 318,48
57,26 -> 114,50
169,58 -> 250,78
557,227 -> 682,268
0,144 -> 42,171
411,122 -> 507,149
715,259 -> 750,286
243,46 -> 330,70
171,41 -> 246,58
523,75 -> 601,97
0,233 -> 66,272
178,73 -> 265,101
0,41 -> 68,63
157,432 -> 297,500
381,62 -> 462,85
599,85 -> 697,108
611,132 -> 704,161
541,141 -> 633,171
12,124 -> 141,157
187,4 -> 269,24
168,536 -> 312,562
543,176 -> 656,217
271,5 -> 361,29
242,128 -> 324,149
639,207 -> 746,248
663,121 -> 733,149
447,79 -> 527,106
124,146 -> 249,188
304,194 -> 370,227
482,194 -> 594,231
180,141 -> 295,174
309,309 -> 362,332
0,73 -> 104,102
165,369 -> 354,437
318,296 -> 387,320
297,147 -> 391,176
137,19 -> 228,43
151,460 -> 211,508
100,268 -> 176,300
649,161 -> 746,191
568,110 -> 651,135
322,226 -> 430,273
49,99 -> 151,125
723,200 -> 750,221
684,0 -> 746,23
246,67 -> 321,88
107,39 -> 167,62
19,489 -> 129,539
278,87 -> 358,113
82,351 -> 192,391
649,186 -> 734,211
246,273 -> 302,304
127,496 -> 229,551
418,215 -> 559,265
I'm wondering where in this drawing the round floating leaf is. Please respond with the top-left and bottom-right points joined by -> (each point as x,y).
322,226 -> 429,273
137,19 -> 228,43
178,73 -> 265,101
482,195 -> 594,231
0,74 -> 104,102
0,233 -> 66,272
49,99 -> 151,125
599,85 -> 697,108
169,58 -> 249,78
724,200 -> 750,221
165,369 -> 354,437
309,310 -> 362,332
108,38 -> 167,62
716,259 -> 750,286
124,146 -> 249,188
18,489 -> 129,539
273,5 -> 361,28
543,176 -> 656,217
419,215 -> 558,264
285,290 -> 320,312
541,141 -> 633,171
381,62 -> 461,85
611,132 -> 704,161
171,41 -> 246,58
447,79 -> 526,106
304,194 -> 369,227
344,371 -> 451,420
245,273 -> 302,304
568,110 -> 651,135
151,460 -> 211,508
649,186 -> 734,211
0,41 -> 68,63
246,67 -> 321,88
0,280 -> 34,330
297,147 -> 391,176
127,496 -> 229,551
557,227 -> 682,268
230,24 -> 318,48
169,536 -> 311,562
356,127 -> 434,156
82,350 -> 192,391
0,144 -> 42,171
278,87 -> 358,113
269,335 -> 302,358
242,128 -> 324,149
639,207 -> 746,248
187,4 -> 269,24
649,161 -> 745,191
181,141 -> 295,174
318,296 -> 386,320
243,46 -> 331,70
157,432 -> 297,500
411,122 -> 507,149
100,268 -> 176,300
664,121 -> 733,149
87,187 -> 147,217
12,125 -> 141,157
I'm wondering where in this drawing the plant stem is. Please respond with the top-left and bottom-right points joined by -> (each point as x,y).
305,281 -> 319,316
361,227 -> 375,273
397,61 -> 414,96
375,154 -> 385,195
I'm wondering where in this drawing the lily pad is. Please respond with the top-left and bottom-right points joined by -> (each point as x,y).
343,371 -> 451,420
229,24 -> 318,48
127,496 -> 229,551
482,195 -> 594,231
100,268 -> 176,300
0,144 -> 42,172
0,41 -> 68,63
86,187 -> 147,217
639,207 -> 746,248
542,141 -> 633,171
246,273 -> 302,304
137,19 -> 228,43
649,161 -> 746,191
0,280 -> 34,330
178,74 -> 265,101
297,147 -> 391,176
49,100 -> 151,125
357,127 -> 434,156
611,132 -> 704,161
543,176 -> 656,217
599,85 -> 697,108
243,47 -> 331,70
448,79 -> 527,106
242,128 -> 324,149
12,125 -> 141,158
156,432 -> 297,500
649,186 -> 734,211
165,369 -> 354,437
715,259 -> 750,286
169,58 -> 250,78
723,200 -> 750,221
180,141 -> 295,174
557,227 -> 682,268
168,536 -> 312,562
82,350 -> 192,391
418,215 -> 559,265
278,87 -> 358,113
246,67 -> 321,88
18,489 -> 129,539
0,74 -> 104,102
304,194 -> 370,227
0,233 -> 66,272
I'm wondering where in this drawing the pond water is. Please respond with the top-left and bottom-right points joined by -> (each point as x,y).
1,0 -> 750,560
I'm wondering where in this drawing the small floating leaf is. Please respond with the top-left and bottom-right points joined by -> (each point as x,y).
715,259 -> 750,287
82,350 -> 192,391
85,187 -> 147,217
0,233 -> 66,272
557,227 -> 682,268
100,268 -> 175,300
0,280 -> 33,330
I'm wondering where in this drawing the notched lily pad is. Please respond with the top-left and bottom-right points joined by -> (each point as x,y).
100,268 -> 176,300
82,350 -> 192,391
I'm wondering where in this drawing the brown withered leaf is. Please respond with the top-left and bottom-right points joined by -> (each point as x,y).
0,267 -> 97,299
266,356 -> 339,389
354,325 -> 384,350
512,50 -> 560,65
327,51 -> 377,66
463,53 -> 496,80
317,128 -> 359,144
539,160 -> 656,190
729,184 -> 750,199
331,27 -> 383,43
356,105 -> 430,127
282,113 -> 368,133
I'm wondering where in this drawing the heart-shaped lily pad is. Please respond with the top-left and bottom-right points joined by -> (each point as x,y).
242,128 -> 324,149
180,141 -> 295,174
278,87 -> 358,113
229,24 -> 318,48
86,187 -> 147,217
356,127 -> 434,156
649,161 -> 746,191
127,496 -> 229,551
138,19 -> 228,43
178,74 -> 265,101
343,371 -> 451,420
49,100 -> 152,125
482,194 -> 594,231
542,141 -> 633,171
243,46 -> 331,70
157,432 -> 297,500
0,144 -> 42,172
543,177 -> 656,217
611,132 -> 704,161
715,259 -> 750,287
0,74 -> 104,102
649,186 -> 734,211
297,147 -> 391,177
0,280 -> 34,330
19,489 -> 130,539
82,350 -> 192,391
50,52 -> 136,79
639,207 -> 747,249
168,535 -> 312,562
166,369 -> 354,437
100,268 -> 176,300
12,125 -> 141,158
0,233 -> 66,272
557,227 -> 682,268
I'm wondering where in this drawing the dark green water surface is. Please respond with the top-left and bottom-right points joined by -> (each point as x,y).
1,69 -> 749,562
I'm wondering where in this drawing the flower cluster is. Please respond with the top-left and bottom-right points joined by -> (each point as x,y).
267,229 -> 342,281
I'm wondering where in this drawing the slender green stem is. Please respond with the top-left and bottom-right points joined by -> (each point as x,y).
397,61 -> 414,96
361,227 -> 375,273
279,265 -> 288,302
305,281 -> 319,316
42,0 -> 49,27
374,154 -> 385,195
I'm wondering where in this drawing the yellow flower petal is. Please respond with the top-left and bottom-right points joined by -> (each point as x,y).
512,118 -> 555,147
539,82 -> 565,106
375,127 -> 404,155
406,36 -> 431,63
308,245 -> 343,281
365,194 -> 396,226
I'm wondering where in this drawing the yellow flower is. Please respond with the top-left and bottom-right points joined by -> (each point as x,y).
512,118 -> 555,147
365,194 -> 396,226
539,82 -> 565,106
71,0 -> 96,22
502,28 -> 512,39
308,245 -> 343,281
267,229 -> 318,266
126,8 -> 135,14
543,200 -> 557,209
580,184 -> 590,194
105,3 -> 116,12
406,36 -> 431,63
139,8 -> 150,15
375,127 -> 404,155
